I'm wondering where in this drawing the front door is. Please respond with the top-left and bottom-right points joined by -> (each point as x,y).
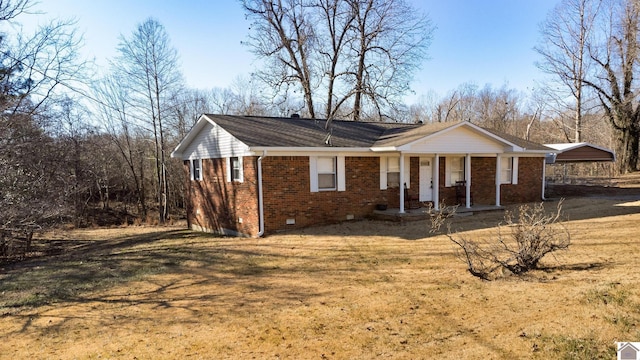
419,158 -> 433,202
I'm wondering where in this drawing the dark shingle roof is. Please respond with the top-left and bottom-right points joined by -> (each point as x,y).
205,114 -> 419,148
482,127 -> 553,151
203,114 -> 551,151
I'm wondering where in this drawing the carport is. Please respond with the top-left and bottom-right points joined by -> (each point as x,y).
544,142 -> 616,184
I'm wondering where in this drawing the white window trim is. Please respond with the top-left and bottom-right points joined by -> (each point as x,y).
310,156 -> 345,192
226,156 -> 244,183
190,158 -> 202,181
445,156 -> 465,187
387,157 -> 400,188
380,156 -> 410,190
500,156 -> 519,185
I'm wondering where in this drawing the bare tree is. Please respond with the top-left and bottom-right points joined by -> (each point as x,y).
168,89 -> 210,139
241,0 -> 433,122
583,0 -> 640,173
0,0 -> 87,231
114,18 -> 184,223
346,0 -> 433,121
242,0 -> 317,118
536,0 -> 602,143
474,84 -> 519,133
93,74 -> 149,219
229,74 -> 269,115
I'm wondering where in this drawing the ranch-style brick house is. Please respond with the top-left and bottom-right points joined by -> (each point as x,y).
171,114 -> 552,237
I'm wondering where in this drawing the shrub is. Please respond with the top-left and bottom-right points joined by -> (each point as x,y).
433,200 -> 570,280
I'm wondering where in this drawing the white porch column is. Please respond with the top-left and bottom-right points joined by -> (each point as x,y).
399,153 -> 405,214
465,153 -> 471,208
433,154 -> 440,210
495,154 -> 501,206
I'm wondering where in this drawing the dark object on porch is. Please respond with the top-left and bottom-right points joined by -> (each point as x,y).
404,183 -> 420,209
455,180 -> 472,205
376,204 -> 388,211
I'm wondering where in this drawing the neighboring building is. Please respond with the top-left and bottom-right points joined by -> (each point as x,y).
171,114 -> 551,237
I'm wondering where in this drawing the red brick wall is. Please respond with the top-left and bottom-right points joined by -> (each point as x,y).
439,156 -> 543,206
185,155 -> 544,236
500,157 -> 544,204
261,156 -> 396,233
185,157 -> 259,236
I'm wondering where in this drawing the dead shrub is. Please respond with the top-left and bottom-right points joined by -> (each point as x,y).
431,200 -> 571,280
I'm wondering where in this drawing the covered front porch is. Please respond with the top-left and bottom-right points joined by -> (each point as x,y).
387,152 -> 521,214
371,203 -> 505,222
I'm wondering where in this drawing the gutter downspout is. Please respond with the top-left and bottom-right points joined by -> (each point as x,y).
541,157 -> 546,200
256,151 -> 267,237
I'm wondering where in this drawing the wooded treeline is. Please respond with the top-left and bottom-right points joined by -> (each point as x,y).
0,0 -> 638,232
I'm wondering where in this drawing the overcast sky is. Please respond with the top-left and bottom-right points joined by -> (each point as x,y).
18,0 -> 559,101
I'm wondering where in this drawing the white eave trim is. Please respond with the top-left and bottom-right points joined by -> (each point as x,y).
370,146 -> 398,152
250,146 -> 372,153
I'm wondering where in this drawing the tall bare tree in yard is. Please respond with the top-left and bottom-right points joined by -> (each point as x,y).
346,0 -> 432,121
114,18 -> 183,223
242,0 -> 317,118
241,0 -> 432,121
584,0 -> 640,173
94,74 -> 148,219
540,0 -> 640,173
536,0 -> 601,143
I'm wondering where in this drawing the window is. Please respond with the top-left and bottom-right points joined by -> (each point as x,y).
386,157 -> 400,188
501,157 -> 513,184
310,156 -> 345,192
379,156 -> 410,190
500,156 -> 518,184
226,156 -> 243,183
317,157 -> 336,190
231,157 -> 241,181
191,159 -> 202,181
449,157 -> 465,185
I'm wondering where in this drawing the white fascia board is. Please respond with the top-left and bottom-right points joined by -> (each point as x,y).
370,146 -> 398,152
249,147 -> 373,157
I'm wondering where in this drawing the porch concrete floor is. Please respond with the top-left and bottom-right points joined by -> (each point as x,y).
371,204 -> 504,222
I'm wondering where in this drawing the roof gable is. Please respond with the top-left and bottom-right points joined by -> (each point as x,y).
171,115 -> 251,159
397,124 -> 513,153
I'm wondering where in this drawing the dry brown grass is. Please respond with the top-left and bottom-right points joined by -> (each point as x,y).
1,188 -> 640,359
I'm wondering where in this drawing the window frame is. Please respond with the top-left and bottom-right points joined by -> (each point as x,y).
500,157 -> 513,184
447,156 -> 465,186
386,157 -> 400,189
231,157 -> 241,182
499,156 -> 518,185
190,158 -> 202,181
226,156 -> 244,183
310,156 -> 345,192
317,156 -> 337,191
